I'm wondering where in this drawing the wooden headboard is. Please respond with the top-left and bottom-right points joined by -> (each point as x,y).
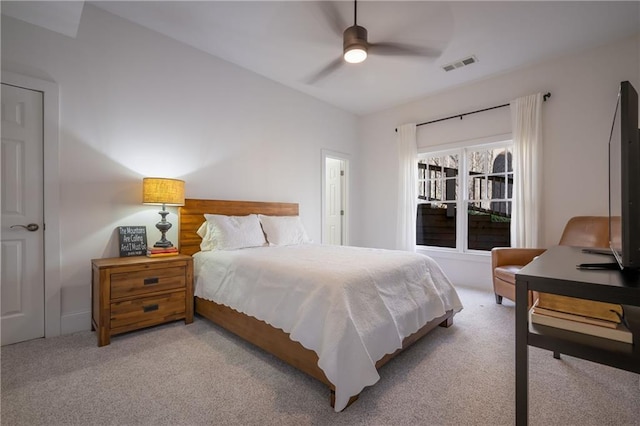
178,199 -> 299,256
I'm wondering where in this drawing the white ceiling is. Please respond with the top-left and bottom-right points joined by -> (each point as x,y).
5,1 -> 640,115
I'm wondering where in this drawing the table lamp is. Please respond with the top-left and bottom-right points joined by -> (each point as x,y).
142,177 -> 185,248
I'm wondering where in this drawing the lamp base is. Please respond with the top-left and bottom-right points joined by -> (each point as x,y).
154,208 -> 174,249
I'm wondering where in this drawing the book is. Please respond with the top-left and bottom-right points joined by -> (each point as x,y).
146,250 -> 179,258
530,310 -> 633,344
147,247 -> 178,254
531,304 -> 618,329
146,252 -> 179,258
537,293 -> 623,323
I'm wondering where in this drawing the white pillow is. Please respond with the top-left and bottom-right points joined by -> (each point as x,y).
258,215 -> 311,246
196,221 -> 215,251
198,214 -> 267,251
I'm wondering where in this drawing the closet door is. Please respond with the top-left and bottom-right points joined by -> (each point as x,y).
1,83 -> 45,346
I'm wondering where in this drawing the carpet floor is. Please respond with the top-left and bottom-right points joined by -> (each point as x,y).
1,287 -> 638,425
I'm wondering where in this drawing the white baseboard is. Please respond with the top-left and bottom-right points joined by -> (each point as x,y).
60,310 -> 91,335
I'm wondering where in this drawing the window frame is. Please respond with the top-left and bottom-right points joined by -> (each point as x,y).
417,134 -> 513,254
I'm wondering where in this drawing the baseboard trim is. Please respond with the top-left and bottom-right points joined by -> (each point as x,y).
60,310 -> 91,335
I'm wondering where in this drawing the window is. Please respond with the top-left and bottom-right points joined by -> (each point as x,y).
417,140 -> 513,252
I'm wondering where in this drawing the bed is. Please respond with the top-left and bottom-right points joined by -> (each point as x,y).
179,199 -> 463,411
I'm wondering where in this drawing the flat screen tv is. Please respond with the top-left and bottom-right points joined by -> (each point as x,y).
608,80 -> 640,270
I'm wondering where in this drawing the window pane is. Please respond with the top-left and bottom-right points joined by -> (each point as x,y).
418,162 -> 427,178
421,176 -> 458,202
468,176 -> 488,201
427,156 -> 442,168
489,149 -> 513,173
443,178 -> 457,201
505,148 -> 513,172
490,201 -> 512,216
487,173 -> 512,200
467,150 -> 491,174
443,154 -> 459,170
491,151 -> 505,173
416,203 -> 456,248
427,179 -> 442,200
467,202 -> 511,250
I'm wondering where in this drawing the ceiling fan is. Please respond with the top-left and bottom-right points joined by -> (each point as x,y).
307,0 -> 440,84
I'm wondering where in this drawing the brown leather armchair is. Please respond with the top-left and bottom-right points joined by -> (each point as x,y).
491,216 -> 609,306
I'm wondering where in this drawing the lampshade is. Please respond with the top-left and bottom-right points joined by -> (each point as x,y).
142,177 -> 185,206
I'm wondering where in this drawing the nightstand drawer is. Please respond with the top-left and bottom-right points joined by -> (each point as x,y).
110,291 -> 186,334
111,266 -> 186,299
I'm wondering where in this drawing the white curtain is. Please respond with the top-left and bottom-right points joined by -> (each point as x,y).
396,123 -> 418,251
510,93 -> 543,248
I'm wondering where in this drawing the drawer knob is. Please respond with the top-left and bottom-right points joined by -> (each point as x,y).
143,304 -> 159,313
143,277 -> 159,285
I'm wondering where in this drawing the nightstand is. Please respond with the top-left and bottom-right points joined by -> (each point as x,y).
91,254 -> 194,346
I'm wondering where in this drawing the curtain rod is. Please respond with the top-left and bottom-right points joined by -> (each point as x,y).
395,92 -> 551,132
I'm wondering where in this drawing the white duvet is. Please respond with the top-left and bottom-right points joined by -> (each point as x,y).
193,244 -> 463,411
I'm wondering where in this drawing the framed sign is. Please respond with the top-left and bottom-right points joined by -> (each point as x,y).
118,226 -> 148,257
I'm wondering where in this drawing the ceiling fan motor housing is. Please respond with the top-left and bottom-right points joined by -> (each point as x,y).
343,25 -> 368,53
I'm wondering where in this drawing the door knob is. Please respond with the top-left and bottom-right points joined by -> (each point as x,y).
10,223 -> 39,232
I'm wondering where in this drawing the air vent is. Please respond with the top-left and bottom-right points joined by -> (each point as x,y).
442,55 -> 478,72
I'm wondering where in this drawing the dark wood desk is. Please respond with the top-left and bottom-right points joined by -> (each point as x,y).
515,245 -> 640,425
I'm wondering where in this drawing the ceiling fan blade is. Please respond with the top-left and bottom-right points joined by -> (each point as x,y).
305,57 -> 345,85
369,42 -> 441,58
316,1 -> 347,38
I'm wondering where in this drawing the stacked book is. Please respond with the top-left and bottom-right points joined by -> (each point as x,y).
530,293 -> 633,344
146,246 -> 179,258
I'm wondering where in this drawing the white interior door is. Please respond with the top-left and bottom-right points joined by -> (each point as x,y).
1,83 -> 45,346
324,157 -> 344,245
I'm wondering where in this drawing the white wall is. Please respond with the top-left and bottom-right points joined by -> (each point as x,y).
1,5 -> 360,333
359,33 -> 640,290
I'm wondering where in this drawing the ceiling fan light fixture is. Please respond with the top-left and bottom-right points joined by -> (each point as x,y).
344,45 -> 367,63
343,25 -> 368,64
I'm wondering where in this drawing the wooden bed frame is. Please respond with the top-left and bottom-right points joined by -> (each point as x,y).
179,198 -> 455,409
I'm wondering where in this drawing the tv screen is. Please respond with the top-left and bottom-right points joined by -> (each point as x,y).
608,81 -> 640,270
